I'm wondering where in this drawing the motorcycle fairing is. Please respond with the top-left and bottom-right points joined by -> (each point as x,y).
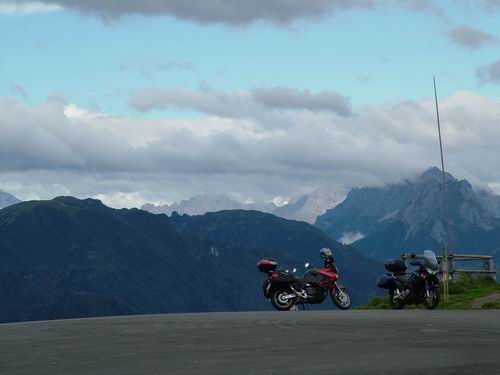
317,267 -> 339,289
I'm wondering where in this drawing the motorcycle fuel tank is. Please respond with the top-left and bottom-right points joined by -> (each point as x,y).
303,269 -> 327,284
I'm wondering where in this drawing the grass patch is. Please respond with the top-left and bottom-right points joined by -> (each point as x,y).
482,301 -> 500,310
360,274 -> 500,310
362,296 -> 390,310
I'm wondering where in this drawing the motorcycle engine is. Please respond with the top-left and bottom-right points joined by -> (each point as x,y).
305,285 -> 327,303
306,286 -> 317,297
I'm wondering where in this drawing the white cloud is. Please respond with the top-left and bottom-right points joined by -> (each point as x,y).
129,86 -> 353,119
2,90 -> 500,207
0,1 -> 61,15
64,103 -> 108,121
93,192 -> 166,209
271,196 -> 290,207
339,231 -> 365,244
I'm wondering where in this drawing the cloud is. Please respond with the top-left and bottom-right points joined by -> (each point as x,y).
2,90 -> 500,207
478,0 -> 500,11
120,60 -> 196,81
339,231 -> 365,244
0,0 -> 368,24
130,86 -> 353,120
8,82 -> 27,99
399,0 -> 444,15
457,0 -> 500,14
0,1 -> 61,14
476,59 -> 500,84
1,0 -> 443,25
252,87 -> 352,116
448,25 -> 498,48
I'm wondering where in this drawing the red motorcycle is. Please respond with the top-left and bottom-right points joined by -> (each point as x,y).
257,248 -> 351,311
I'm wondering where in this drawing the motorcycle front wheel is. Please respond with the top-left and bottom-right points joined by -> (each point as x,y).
270,288 -> 296,311
389,290 -> 405,310
423,286 -> 440,310
332,287 -> 351,310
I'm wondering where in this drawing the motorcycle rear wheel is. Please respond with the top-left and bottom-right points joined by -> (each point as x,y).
270,288 -> 296,311
332,287 -> 351,310
423,286 -> 440,310
389,290 -> 405,310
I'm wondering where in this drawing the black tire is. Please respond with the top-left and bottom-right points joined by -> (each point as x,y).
332,287 -> 351,310
389,290 -> 405,310
270,288 -> 296,311
423,287 -> 440,310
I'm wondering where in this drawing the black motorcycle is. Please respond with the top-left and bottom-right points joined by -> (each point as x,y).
377,250 -> 440,310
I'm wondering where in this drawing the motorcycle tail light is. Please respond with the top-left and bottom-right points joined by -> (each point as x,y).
271,272 -> 278,278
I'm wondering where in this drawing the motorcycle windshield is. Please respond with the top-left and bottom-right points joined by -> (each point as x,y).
423,250 -> 439,270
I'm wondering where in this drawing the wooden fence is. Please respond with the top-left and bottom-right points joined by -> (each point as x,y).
437,254 -> 496,281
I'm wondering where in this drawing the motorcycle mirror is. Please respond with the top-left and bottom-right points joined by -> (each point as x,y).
305,262 -> 310,268
292,268 -> 297,273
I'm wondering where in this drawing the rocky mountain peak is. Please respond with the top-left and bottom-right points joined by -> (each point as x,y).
315,167 -> 500,260
0,190 -> 21,210
419,167 -> 456,184
273,186 -> 347,224
141,193 -> 276,216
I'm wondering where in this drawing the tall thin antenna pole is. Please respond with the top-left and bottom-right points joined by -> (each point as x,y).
433,77 -> 451,302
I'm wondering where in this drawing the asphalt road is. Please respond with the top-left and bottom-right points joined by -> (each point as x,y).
0,310 -> 499,375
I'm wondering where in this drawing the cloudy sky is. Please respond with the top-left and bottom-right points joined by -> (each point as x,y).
1,0 -> 500,208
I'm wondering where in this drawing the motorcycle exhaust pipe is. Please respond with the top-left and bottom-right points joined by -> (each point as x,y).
290,286 -> 307,299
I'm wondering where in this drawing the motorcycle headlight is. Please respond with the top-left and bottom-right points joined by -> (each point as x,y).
426,267 -> 438,275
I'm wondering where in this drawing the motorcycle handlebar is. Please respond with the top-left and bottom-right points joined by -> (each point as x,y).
400,253 -> 417,259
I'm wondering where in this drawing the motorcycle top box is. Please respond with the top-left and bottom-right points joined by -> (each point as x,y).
257,259 -> 278,273
384,259 -> 407,274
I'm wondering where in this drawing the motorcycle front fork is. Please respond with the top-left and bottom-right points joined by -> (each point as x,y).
424,281 -> 431,298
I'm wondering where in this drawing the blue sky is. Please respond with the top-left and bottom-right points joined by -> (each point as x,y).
0,1 -> 500,207
1,1 -> 499,116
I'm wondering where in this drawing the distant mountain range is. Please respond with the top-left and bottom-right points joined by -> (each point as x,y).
142,187 -> 346,224
273,187 -> 346,224
316,167 -> 500,263
0,196 -> 379,323
0,190 -> 20,209
142,194 -> 276,216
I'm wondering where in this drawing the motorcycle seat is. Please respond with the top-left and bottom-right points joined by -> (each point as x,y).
293,276 -> 305,283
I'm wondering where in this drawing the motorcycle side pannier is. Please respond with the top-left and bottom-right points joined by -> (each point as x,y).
384,259 -> 407,274
257,259 -> 278,273
376,274 -> 396,289
274,270 -> 293,283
